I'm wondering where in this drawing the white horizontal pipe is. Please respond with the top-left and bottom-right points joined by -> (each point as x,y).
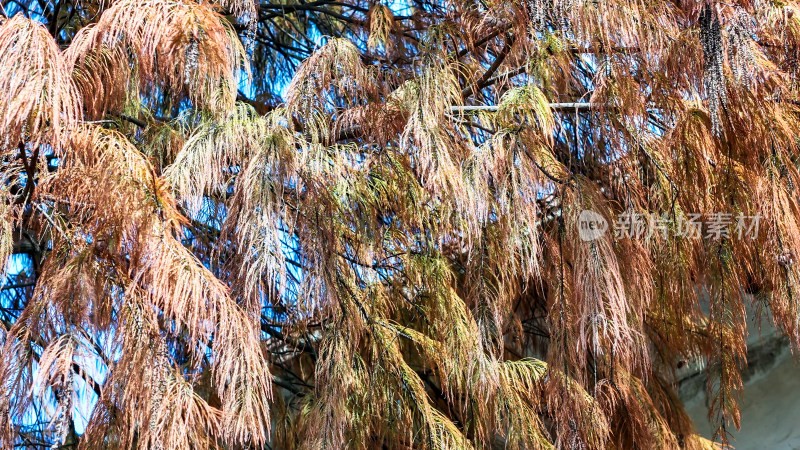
449,103 -> 595,113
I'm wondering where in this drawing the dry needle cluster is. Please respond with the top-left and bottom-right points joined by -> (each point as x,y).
0,0 -> 799,448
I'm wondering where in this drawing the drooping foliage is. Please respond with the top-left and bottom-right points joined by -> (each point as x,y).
1,0 -> 800,448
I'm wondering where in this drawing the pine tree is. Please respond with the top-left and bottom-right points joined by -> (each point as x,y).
0,0 -> 799,448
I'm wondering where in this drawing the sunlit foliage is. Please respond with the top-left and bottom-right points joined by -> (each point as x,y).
1,0 -> 799,448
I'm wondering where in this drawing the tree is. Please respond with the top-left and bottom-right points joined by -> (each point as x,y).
0,0 -> 798,447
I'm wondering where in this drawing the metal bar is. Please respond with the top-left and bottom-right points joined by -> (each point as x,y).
448,102 -> 596,113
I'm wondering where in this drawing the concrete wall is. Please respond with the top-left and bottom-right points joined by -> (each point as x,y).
679,308 -> 800,449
